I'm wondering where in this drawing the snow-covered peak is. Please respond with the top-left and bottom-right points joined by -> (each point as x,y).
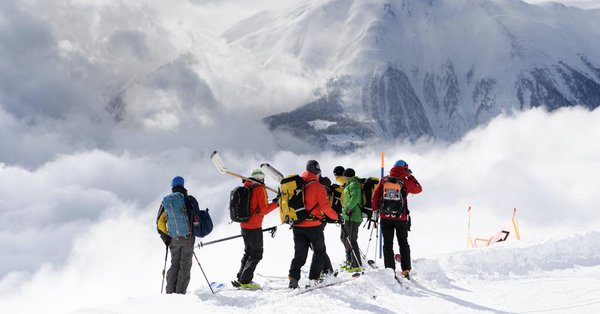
226,0 -> 600,77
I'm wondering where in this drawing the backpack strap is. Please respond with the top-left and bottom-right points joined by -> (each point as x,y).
303,180 -> 321,220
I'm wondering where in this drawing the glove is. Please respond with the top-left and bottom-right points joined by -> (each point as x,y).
406,168 -> 413,177
272,197 -> 279,205
370,211 -> 379,222
337,215 -> 345,225
160,233 -> 171,247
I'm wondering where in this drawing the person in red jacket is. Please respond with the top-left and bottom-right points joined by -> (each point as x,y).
288,160 -> 339,289
372,159 -> 422,279
233,168 -> 278,289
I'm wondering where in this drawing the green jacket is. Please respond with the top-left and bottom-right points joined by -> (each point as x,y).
342,176 -> 363,223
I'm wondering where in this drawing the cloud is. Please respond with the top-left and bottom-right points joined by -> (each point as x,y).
0,0 -> 321,168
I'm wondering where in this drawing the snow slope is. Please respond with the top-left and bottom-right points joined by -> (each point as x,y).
23,230 -> 600,314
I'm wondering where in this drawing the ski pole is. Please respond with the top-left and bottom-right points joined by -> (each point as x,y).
365,221 -> 376,258
197,226 -> 277,248
343,224 -> 365,274
161,245 -> 168,294
193,252 -> 215,294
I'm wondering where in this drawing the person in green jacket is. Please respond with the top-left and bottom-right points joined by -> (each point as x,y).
340,168 -> 363,272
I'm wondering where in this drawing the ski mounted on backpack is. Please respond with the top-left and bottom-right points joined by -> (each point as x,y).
210,151 -> 278,193
260,163 -> 284,182
197,226 -> 278,248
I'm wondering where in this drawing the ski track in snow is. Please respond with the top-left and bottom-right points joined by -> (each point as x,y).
81,232 -> 600,314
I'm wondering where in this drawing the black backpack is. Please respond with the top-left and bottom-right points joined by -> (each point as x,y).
380,177 -> 406,217
229,186 -> 255,222
186,195 -> 213,238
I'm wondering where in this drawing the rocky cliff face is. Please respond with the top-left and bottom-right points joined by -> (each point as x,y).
225,0 -> 600,149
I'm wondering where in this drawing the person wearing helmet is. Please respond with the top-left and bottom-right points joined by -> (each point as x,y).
372,160 -> 422,279
288,160 -> 339,289
233,168 -> 279,290
156,176 -> 200,294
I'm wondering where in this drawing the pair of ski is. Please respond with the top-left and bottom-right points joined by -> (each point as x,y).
210,151 -> 284,190
208,281 -> 288,293
257,272 -> 361,295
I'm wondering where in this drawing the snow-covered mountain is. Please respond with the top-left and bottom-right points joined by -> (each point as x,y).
224,0 -> 600,149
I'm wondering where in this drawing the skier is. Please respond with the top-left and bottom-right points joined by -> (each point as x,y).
288,160 -> 340,289
156,176 -> 198,294
232,169 -> 278,290
372,160 -> 422,279
340,168 -> 363,272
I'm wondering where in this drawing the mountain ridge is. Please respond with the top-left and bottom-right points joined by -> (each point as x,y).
225,0 -> 600,149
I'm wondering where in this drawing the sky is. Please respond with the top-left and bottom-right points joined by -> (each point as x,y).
1,0 -> 600,312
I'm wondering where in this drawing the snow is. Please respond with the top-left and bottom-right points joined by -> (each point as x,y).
307,119 -> 337,130
13,230 -> 599,313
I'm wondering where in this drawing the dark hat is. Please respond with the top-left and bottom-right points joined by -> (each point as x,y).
342,168 -> 355,178
333,166 -> 345,177
171,176 -> 184,188
306,160 -> 321,175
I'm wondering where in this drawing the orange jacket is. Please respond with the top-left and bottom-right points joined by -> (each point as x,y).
240,181 -> 278,230
294,171 -> 339,228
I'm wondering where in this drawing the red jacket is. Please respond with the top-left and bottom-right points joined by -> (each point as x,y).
294,171 -> 339,227
372,166 -> 422,221
240,181 -> 278,230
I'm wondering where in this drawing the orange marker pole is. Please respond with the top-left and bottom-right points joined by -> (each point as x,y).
512,208 -> 521,240
467,206 -> 472,248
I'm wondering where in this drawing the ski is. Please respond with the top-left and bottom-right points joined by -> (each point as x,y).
210,151 -> 277,193
260,163 -> 284,182
256,273 -> 288,282
291,273 -> 361,295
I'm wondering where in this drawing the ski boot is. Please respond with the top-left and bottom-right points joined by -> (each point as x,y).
288,276 -> 299,289
400,270 -> 410,280
239,282 -> 262,290
305,278 -> 323,289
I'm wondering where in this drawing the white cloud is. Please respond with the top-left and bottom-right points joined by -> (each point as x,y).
1,107 -> 599,314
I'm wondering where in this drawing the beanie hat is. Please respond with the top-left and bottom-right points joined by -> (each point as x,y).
342,168 -> 355,178
306,160 -> 321,175
250,168 -> 265,180
394,160 -> 408,168
171,176 -> 185,188
333,166 -> 345,177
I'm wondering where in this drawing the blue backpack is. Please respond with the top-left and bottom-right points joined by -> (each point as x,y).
186,196 -> 213,238
162,192 -> 191,238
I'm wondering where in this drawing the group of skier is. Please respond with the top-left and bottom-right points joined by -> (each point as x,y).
156,158 -> 422,294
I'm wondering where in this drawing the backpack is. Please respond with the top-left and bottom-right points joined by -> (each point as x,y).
358,177 -> 380,219
162,192 -> 191,238
278,174 -> 318,225
229,186 -> 254,223
380,177 -> 405,217
186,196 -> 213,238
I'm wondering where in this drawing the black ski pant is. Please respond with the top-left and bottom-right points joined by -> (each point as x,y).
320,222 -> 334,274
340,220 -> 362,268
166,236 -> 195,294
381,218 -> 411,271
237,228 -> 264,284
289,225 -> 326,280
